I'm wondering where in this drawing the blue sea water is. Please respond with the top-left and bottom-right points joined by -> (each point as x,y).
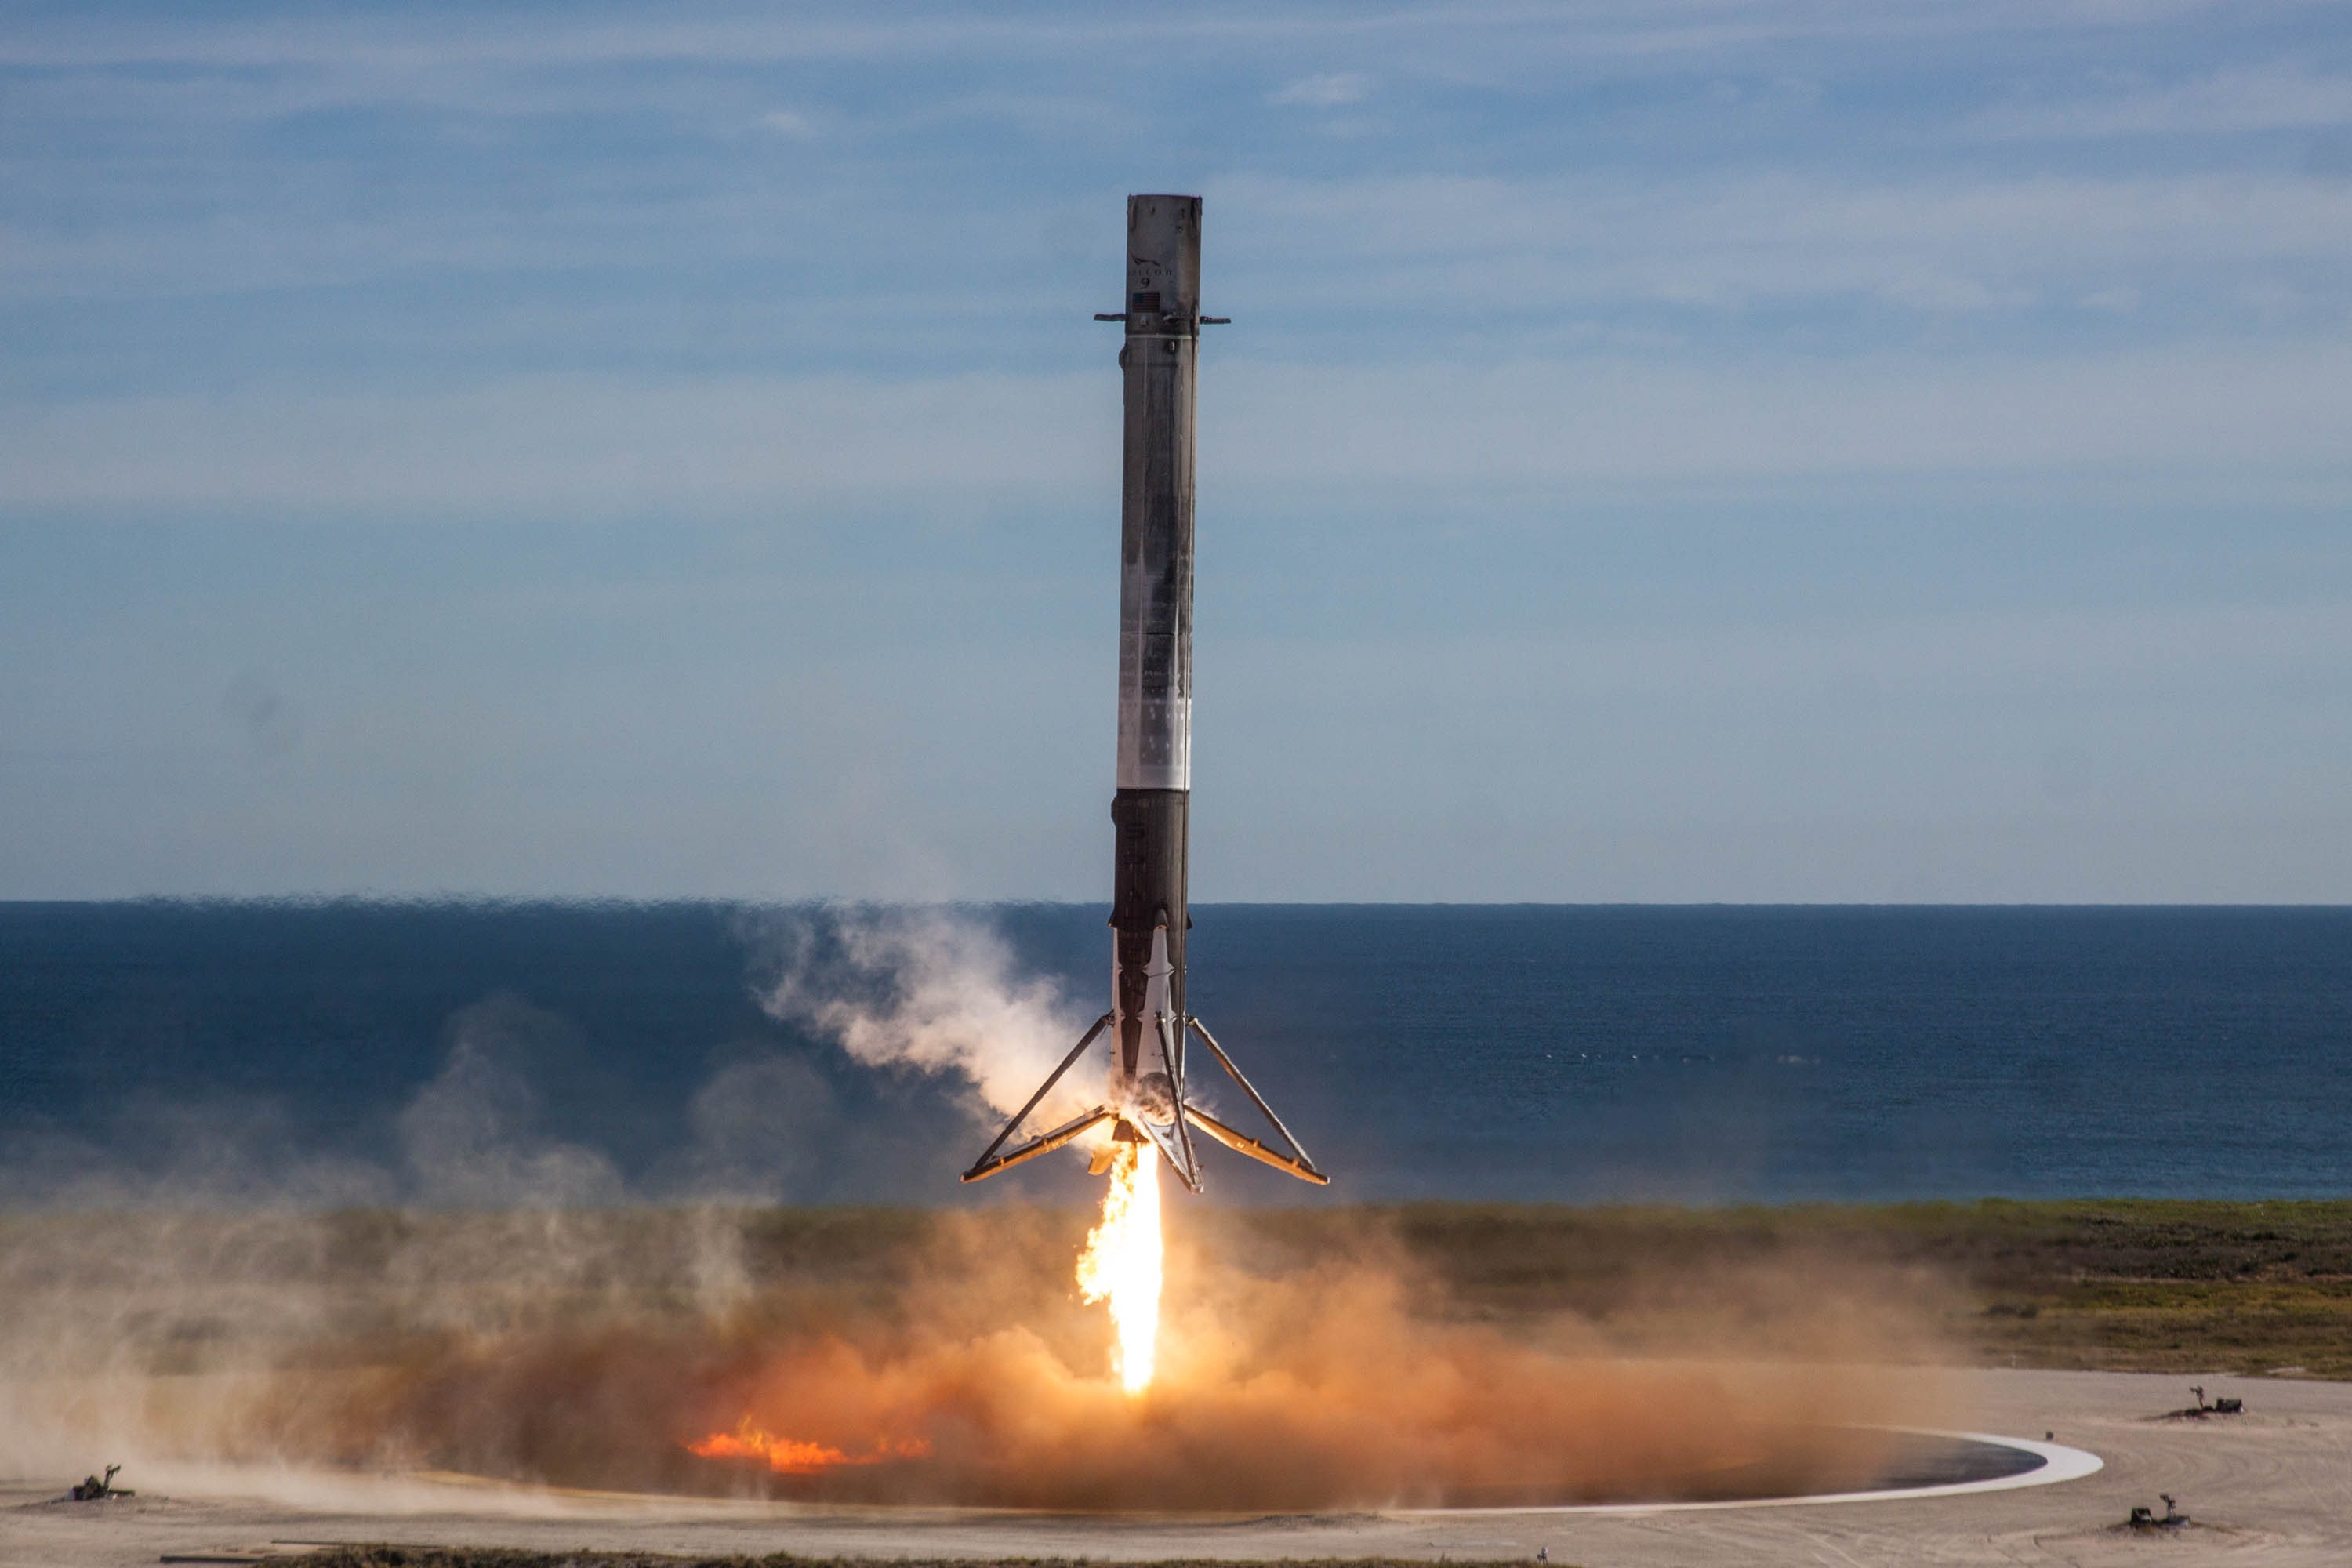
0,902 -> 2346,1207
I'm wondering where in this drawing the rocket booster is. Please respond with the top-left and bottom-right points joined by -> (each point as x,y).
1107,195 -> 1200,1167
962,195 -> 1325,1194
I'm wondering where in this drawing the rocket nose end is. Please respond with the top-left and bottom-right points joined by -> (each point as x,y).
1125,198 -> 1201,316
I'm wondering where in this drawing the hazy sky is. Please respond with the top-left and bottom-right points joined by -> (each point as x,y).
4,1 -> 2348,901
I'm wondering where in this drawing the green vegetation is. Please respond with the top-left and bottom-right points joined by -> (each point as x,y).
1305,1198 -> 2352,1380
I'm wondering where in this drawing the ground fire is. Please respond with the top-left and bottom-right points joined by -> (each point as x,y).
688,1419 -> 931,1475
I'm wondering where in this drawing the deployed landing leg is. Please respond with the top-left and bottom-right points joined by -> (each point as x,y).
962,1105 -> 1115,1182
959,1008 -> 1328,1190
1181,1015 -> 1328,1186
962,1013 -> 1111,1184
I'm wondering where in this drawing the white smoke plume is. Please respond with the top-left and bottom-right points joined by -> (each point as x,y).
750,906 -> 1100,1132
0,986 -> 846,1213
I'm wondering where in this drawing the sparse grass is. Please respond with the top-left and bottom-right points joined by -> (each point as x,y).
1302,1199 -> 2352,1379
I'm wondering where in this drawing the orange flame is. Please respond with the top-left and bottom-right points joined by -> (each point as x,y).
1075,1138 -> 1162,1394
687,1417 -> 930,1474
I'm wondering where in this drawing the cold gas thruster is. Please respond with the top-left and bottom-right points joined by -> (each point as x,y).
962,194 -> 1326,1197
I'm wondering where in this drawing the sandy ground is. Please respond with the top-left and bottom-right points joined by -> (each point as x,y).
6,1369 -> 2347,1568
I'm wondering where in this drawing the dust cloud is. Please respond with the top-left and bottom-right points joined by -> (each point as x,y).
1,907 -> 1965,1511
0,1201 -> 1962,1512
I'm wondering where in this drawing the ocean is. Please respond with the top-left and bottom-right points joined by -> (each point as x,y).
2,902 -> 2346,1207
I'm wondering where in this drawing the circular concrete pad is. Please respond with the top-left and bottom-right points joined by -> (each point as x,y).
5,1371 -> 2341,1568
1415,1428 -> 2102,1515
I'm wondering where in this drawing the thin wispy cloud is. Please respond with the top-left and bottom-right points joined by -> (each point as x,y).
0,2 -> 2194,72
1269,71 -> 1373,108
9,339 -> 2346,517
1968,64 -> 2352,140
1214,169 -> 2352,322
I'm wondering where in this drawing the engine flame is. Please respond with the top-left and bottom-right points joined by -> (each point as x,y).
688,1417 -> 930,1474
1075,1138 -> 1162,1395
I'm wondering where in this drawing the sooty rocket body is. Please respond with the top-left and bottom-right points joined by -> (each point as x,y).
962,195 -> 1325,1195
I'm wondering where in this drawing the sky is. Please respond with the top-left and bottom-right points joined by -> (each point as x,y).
2,0 -> 2348,902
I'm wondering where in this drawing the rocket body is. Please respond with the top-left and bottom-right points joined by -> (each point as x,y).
958,194 -> 1323,1195
1108,194 -> 1200,1141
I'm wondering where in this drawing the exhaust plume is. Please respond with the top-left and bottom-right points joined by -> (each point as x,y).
1075,1143 -> 1163,1395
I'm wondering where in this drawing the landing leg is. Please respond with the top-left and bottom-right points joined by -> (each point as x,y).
1183,1015 -> 1327,1185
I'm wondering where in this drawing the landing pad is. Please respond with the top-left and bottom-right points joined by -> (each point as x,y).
6,1371 -> 2344,1568
1411,1427 -> 2101,1514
